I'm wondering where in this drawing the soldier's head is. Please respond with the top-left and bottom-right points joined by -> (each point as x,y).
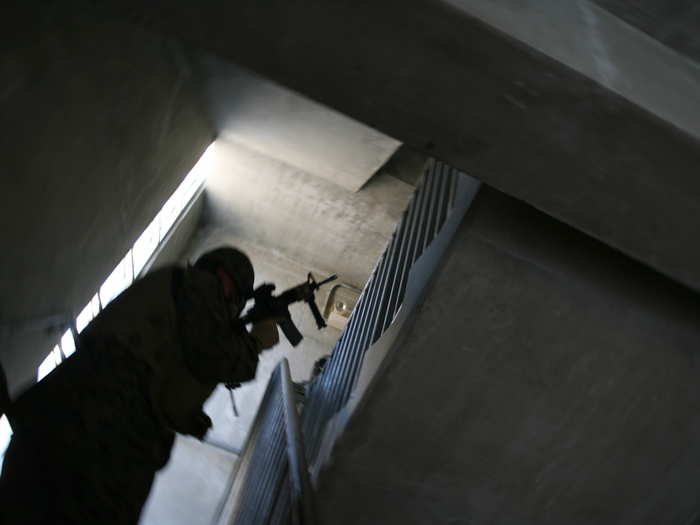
195,247 -> 254,308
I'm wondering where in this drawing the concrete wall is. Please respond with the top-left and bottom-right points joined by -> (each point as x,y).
194,54 -> 400,192
442,0 -> 700,141
317,188 -> 700,524
203,140 -> 414,289
0,3 -> 213,392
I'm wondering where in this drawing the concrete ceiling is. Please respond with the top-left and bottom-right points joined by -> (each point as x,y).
108,0 -> 700,294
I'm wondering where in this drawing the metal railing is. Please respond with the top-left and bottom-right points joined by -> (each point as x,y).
217,359 -> 315,525
218,159 -> 479,523
301,159 -> 476,468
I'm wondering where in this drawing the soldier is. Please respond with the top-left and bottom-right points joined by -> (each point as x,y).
0,246 -> 278,524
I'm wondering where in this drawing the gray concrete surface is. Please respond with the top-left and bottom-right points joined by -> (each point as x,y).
140,436 -> 237,525
593,0 -> 700,62
108,0 -> 700,295
316,188 -> 700,524
380,147 -> 427,188
194,54 -> 400,192
442,0 -> 700,141
202,140 -> 414,290
0,3 -> 213,392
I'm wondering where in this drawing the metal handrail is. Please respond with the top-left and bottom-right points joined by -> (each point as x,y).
216,359 -> 314,525
280,362 -> 315,525
219,158 -> 479,523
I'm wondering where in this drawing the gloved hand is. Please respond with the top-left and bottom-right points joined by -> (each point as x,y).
250,319 -> 280,350
189,411 -> 213,440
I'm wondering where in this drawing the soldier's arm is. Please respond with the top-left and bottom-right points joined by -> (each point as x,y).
178,267 -> 272,387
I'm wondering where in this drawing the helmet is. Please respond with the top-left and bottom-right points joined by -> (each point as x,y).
194,247 -> 255,301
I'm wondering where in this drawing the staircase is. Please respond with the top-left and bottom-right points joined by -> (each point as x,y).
215,160 -> 700,525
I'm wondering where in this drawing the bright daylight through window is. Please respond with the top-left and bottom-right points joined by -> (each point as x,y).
0,143 -> 216,467
37,142 -> 214,381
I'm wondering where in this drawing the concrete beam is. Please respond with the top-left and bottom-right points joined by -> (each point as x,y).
111,0 -> 700,291
592,0 -> 700,63
443,0 -> 700,142
194,54 -> 400,192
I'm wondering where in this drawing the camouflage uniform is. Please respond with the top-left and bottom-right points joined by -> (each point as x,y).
0,265 -> 262,524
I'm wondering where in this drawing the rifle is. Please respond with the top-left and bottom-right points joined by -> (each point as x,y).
241,273 -> 337,346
